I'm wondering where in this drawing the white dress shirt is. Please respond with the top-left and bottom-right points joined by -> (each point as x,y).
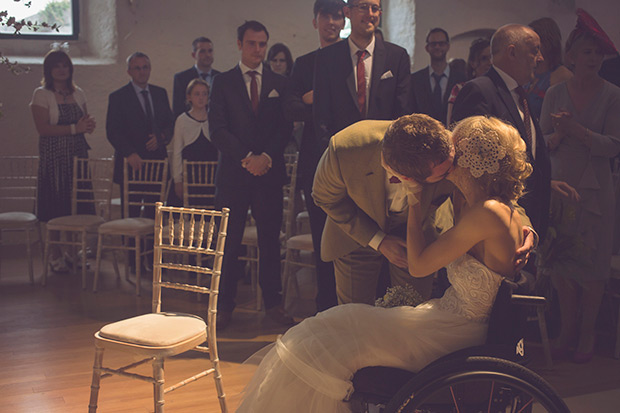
427,64 -> 451,100
348,36 -> 376,114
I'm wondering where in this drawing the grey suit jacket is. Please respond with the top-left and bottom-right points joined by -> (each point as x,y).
312,120 -> 453,261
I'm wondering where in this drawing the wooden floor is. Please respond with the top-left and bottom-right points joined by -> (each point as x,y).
1,243 -> 620,412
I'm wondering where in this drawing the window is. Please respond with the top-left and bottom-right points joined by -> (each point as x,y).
0,0 -> 79,40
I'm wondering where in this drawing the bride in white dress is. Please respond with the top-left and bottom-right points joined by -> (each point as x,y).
237,116 -> 533,412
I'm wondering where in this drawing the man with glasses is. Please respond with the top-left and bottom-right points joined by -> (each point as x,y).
313,0 -> 411,151
284,0 -> 346,312
411,28 -> 466,125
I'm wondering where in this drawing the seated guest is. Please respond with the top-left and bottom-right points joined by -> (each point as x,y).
540,8 -> 620,363
446,38 -> 491,125
171,78 -> 218,202
172,37 -> 220,118
238,114 -> 533,411
526,17 -> 573,119
267,43 -> 294,76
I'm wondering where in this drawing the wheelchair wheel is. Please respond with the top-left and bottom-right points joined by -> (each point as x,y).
384,356 -> 569,413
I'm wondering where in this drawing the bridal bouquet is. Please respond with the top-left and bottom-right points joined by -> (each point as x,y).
375,284 -> 424,308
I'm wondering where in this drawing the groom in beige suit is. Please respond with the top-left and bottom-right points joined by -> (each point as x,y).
312,115 -> 456,305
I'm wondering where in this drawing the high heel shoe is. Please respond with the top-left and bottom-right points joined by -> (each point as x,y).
572,350 -> 593,364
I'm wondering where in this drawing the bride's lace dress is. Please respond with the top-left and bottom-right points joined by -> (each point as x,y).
237,254 -> 503,412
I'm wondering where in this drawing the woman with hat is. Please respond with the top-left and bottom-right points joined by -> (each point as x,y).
540,8 -> 620,363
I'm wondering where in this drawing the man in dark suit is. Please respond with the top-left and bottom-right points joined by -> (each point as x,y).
452,24 -> 553,238
172,37 -> 220,118
410,28 -> 466,125
313,0 -> 411,150
284,0 -> 345,312
209,20 -> 292,328
106,52 -> 174,218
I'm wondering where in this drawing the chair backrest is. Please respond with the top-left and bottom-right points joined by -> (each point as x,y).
182,160 -> 218,209
282,152 -> 299,239
153,202 -> 230,316
0,156 -> 38,213
72,157 -> 114,219
122,159 -> 169,219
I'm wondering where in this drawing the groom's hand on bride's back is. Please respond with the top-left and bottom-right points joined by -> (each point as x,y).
378,235 -> 409,269
513,227 -> 538,272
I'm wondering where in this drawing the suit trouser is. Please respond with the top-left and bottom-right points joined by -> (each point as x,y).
333,246 -> 434,305
216,184 -> 283,312
301,175 -> 338,312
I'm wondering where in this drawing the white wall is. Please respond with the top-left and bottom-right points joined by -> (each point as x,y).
1,0 -> 619,158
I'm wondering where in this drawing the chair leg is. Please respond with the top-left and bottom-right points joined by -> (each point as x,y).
152,357 -> 165,413
282,249 -> 293,312
88,346 -> 105,413
209,328 -> 227,412
93,233 -> 104,293
615,303 -> 620,359
536,306 -> 553,368
42,228 -> 51,286
135,236 -> 141,296
81,230 -> 88,290
111,249 -> 121,281
25,227 -> 34,285
37,222 -> 44,261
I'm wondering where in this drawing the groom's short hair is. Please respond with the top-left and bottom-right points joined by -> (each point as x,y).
382,114 -> 452,182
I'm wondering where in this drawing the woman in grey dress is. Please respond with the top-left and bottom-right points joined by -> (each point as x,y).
540,13 -> 620,363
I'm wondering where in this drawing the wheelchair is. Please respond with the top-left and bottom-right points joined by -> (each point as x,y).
349,275 -> 570,413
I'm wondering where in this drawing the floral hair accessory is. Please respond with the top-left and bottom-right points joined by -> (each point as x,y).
456,128 -> 506,178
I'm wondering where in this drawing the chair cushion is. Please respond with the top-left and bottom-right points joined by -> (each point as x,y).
47,214 -> 105,229
0,212 -> 38,227
99,312 -> 206,347
242,226 -> 285,245
287,233 -> 314,251
242,226 -> 258,245
99,217 -> 154,235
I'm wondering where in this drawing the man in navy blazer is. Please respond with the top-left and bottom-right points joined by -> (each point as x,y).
313,0 -> 411,149
172,37 -> 220,118
452,24 -> 552,238
410,28 -> 466,125
209,21 -> 292,328
106,52 -> 174,217
284,0 -> 346,312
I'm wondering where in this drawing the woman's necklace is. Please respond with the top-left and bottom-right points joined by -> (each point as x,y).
55,89 -> 72,103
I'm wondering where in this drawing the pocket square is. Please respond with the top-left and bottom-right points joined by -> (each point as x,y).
268,89 -> 280,98
380,70 -> 394,80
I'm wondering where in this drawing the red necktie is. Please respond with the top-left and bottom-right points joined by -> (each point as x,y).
515,86 -> 533,149
248,70 -> 259,115
356,50 -> 367,118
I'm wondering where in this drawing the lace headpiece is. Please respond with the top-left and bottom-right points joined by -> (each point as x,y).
456,128 -> 506,178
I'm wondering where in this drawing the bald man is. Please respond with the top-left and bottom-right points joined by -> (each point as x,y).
452,24 -> 551,238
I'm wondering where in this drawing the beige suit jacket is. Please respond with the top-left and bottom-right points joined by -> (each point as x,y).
312,120 -> 454,262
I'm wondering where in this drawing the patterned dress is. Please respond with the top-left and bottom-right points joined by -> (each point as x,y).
37,102 -> 90,221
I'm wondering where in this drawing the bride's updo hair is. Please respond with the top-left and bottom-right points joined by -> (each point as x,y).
451,116 -> 532,203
